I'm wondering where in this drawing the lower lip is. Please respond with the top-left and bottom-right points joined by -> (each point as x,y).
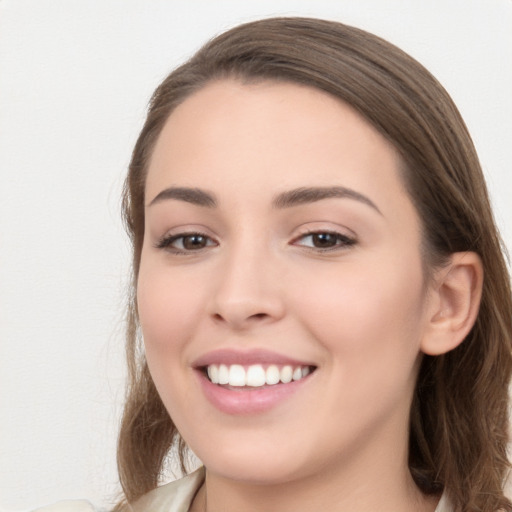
196,370 -> 311,415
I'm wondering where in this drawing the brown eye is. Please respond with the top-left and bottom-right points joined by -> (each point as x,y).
311,233 -> 338,248
293,231 -> 356,251
182,234 -> 209,250
155,232 -> 217,253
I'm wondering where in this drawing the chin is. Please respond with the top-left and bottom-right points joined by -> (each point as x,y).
206,460 -> 305,485
194,438 -> 315,485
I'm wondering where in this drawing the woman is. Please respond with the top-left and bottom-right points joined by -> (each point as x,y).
117,16 -> 512,512
40,16 -> 512,512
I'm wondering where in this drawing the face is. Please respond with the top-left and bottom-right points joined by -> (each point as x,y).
137,80 -> 433,485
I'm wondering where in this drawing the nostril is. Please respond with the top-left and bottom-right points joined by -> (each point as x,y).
251,313 -> 268,320
209,295 -> 285,328
212,312 -> 269,324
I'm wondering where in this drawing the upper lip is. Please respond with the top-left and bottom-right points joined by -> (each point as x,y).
192,348 -> 315,368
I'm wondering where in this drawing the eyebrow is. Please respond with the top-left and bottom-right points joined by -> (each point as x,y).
148,187 -> 217,208
272,186 -> 382,214
148,185 -> 381,215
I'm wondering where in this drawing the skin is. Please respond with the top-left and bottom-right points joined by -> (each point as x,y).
137,80 -> 445,512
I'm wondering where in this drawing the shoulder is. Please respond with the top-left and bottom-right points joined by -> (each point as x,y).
31,469 -> 204,512
434,492 -> 451,512
130,467 -> 205,512
32,501 -> 97,512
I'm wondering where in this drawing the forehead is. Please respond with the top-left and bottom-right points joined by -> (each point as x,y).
146,79 -> 411,217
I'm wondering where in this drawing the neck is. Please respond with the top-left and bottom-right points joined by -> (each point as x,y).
190,388 -> 440,512
193,441 -> 439,512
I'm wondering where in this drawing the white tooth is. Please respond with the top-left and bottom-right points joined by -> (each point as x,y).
246,365 -> 266,387
301,366 -> 310,378
292,367 -> 302,381
218,364 -> 229,385
266,365 -> 280,385
280,365 -> 293,384
208,365 -> 219,384
228,364 -> 246,386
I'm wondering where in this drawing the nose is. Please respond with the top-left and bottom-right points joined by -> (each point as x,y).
208,241 -> 285,330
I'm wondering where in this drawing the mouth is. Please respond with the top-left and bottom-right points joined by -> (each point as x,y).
202,363 -> 316,388
193,349 -> 317,413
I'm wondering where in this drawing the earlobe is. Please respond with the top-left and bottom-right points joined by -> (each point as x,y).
421,252 -> 483,356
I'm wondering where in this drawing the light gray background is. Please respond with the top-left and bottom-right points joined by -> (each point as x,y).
1,1 -> 511,510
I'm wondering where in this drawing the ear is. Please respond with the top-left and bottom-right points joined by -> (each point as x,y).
421,252 -> 483,356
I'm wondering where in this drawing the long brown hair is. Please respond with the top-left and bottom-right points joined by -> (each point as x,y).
117,17 -> 512,512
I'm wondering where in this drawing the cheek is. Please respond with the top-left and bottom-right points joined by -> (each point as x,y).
136,260 -> 204,361
292,256 -> 427,367
290,260 -> 427,436
136,261 -> 206,417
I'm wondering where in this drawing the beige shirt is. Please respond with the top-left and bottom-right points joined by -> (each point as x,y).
35,468 -> 452,512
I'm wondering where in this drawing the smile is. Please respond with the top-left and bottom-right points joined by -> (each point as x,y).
193,350 -> 317,414
206,364 -> 312,387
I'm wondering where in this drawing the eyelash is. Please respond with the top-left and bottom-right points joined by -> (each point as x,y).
291,230 -> 356,252
154,232 -> 217,254
155,229 -> 356,255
